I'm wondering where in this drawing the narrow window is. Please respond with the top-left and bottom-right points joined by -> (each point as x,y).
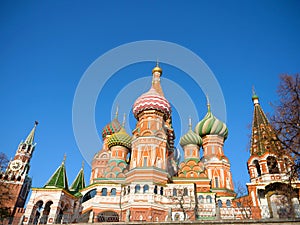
154,185 -> 157,194
110,188 -> 116,196
217,199 -> 222,208
215,177 -> 219,188
226,199 -> 231,207
198,195 -> 204,203
254,160 -> 261,176
101,188 -> 107,196
143,157 -> 147,167
183,188 -> 188,196
135,184 -> 141,193
206,195 -> 212,203
173,188 -> 177,196
160,187 -> 164,195
143,185 -> 149,193
267,156 -> 279,174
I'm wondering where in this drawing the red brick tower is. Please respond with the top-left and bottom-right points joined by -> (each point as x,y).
0,121 -> 38,219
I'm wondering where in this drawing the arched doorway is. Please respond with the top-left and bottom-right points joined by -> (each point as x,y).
97,211 -> 119,222
32,200 -> 43,224
266,182 -> 299,219
40,201 -> 53,224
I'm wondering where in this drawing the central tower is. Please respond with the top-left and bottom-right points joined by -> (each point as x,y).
126,64 -> 175,184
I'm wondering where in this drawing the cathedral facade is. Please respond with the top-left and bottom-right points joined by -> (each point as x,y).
2,64 -> 300,223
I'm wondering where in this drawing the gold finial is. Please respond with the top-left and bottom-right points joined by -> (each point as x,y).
206,94 -> 211,112
188,117 -> 192,130
152,60 -> 162,75
122,113 -> 126,127
114,105 -> 119,119
63,154 -> 67,164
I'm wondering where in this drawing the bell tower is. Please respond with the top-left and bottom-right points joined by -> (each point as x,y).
0,121 -> 38,217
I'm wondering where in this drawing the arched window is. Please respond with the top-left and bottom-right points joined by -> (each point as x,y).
198,195 -> 204,203
123,187 -> 126,195
226,199 -> 231,207
173,188 -> 177,196
183,188 -> 188,196
135,184 -> 140,193
82,189 -> 97,203
217,199 -> 222,208
267,156 -> 279,174
110,188 -> 116,196
206,195 -> 212,204
154,185 -> 158,194
127,186 -> 130,194
143,185 -> 149,193
253,160 -> 261,176
160,187 -> 164,195
101,188 -> 107,196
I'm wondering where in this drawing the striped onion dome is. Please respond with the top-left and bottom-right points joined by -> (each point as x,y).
107,127 -> 132,149
133,87 -> 171,120
102,118 -> 122,139
180,129 -> 202,147
195,106 -> 228,139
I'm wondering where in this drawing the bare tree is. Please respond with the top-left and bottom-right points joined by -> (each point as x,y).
0,152 -> 9,172
0,152 -> 11,220
271,74 -> 300,177
233,182 -> 253,219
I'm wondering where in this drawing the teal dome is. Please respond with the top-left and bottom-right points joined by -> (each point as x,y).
180,129 -> 202,147
195,107 -> 228,139
107,127 -> 132,149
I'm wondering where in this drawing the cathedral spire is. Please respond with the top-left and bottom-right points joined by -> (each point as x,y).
250,93 -> 280,156
24,121 -> 38,145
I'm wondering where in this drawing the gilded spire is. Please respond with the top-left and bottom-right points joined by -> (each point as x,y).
188,116 -> 192,130
252,86 -> 259,105
24,121 -> 38,145
151,62 -> 164,96
206,95 -> 211,112
114,105 -> 119,119
122,113 -> 126,127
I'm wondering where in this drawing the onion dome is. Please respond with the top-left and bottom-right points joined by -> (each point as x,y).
107,127 -> 132,149
133,64 -> 171,120
102,117 -> 122,140
133,87 -> 171,119
180,129 -> 202,147
195,104 -> 228,139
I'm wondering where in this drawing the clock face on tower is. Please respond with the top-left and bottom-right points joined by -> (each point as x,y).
10,159 -> 23,171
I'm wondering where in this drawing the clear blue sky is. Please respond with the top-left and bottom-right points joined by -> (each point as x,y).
1,1 -> 299,190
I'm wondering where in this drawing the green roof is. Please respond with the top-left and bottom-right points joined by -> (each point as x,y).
44,160 -> 68,189
70,168 -> 85,192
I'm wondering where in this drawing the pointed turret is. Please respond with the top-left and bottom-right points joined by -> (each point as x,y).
24,121 -> 38,145
44,155 -> 68,189
250,93 -> 281,156
70,162 -> 85,192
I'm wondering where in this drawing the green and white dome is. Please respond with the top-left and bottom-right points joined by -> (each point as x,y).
180,129 -> 202,147
195,106 -> 228,139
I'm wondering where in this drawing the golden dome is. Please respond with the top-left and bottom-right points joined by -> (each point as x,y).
152,65 -> 162,74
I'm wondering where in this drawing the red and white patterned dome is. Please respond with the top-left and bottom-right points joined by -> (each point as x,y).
133,87 -> 171,120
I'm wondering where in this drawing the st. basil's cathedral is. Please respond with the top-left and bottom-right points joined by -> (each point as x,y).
1,64 -> 300,224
